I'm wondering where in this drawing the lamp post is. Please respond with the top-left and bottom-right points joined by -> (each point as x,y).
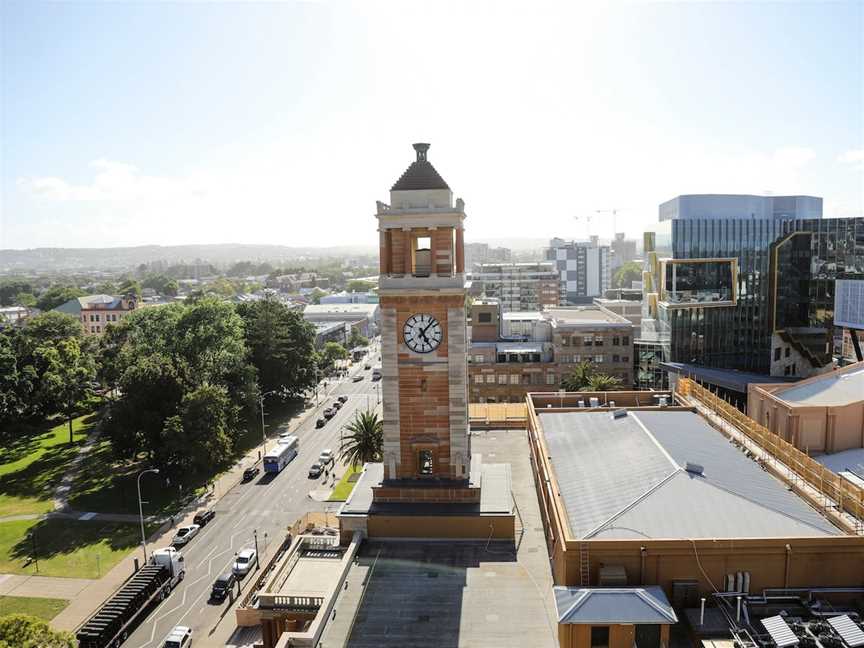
253,529 -> 260,571
259,390 -> 279,451
137,468 -> 159,563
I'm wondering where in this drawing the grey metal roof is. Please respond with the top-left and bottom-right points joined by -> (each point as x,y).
661,362 -> 797,393
761,615 -> 799,648
829,614 -> 864,647
539,412 -> 676,538
539,410 -> 838,539
554,586 -> 678,624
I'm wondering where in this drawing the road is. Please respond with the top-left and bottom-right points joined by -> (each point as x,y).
124,346 -> 382,648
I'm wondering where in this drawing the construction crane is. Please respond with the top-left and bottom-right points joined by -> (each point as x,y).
595,209 -> 620,238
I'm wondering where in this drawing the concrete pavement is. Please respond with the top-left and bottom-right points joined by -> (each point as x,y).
0,573 -> 93,599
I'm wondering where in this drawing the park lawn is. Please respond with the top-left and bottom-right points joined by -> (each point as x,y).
0,595 -> 69,621
0,415 -> 94,517
0,517 -> 146,579
327,464 -> 363,501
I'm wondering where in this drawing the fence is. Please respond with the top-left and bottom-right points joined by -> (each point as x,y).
468,403 -> 527,428
677,377 -> 864,531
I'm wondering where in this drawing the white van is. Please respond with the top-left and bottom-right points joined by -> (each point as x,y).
163,625 -> 192,648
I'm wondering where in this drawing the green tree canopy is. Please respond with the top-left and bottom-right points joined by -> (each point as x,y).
319,342 -> 348,371
348,329 -> 369,349
0,279 -> 35,307
586,373 -> 623,391
339,410 -> 383,468
36,337 -> 95,443
118,278 -> 142,298
561,360 -> 623,392
15,292 -> 36,308
346,279 -> 375,293
0,614 -> 75,648
36,285 -> 85,312
236,298 -> 317,399
612,261 -> 642,289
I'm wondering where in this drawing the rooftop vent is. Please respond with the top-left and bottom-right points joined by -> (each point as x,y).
685,462 -> 704,476
611,409 -> 628,420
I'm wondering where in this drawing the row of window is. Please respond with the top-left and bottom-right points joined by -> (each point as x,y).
470,353 -> 630,364
560,335 -> 630,347
473,373 -> 558,385
83,313 -> 121,323
559,355 -> 630,364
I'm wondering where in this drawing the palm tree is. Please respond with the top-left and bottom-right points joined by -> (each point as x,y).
340,409 -> 383,468
560,361 -> 595,391
586,373 -> 623,391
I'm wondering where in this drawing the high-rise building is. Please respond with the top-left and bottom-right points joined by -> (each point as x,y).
610,232 -> 638,270
641,192 -> 864,394
464,242 -> 512,268
546,236 -> 611,304
469,261 -> 561,312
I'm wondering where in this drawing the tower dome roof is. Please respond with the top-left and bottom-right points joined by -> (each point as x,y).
390,143 -> 450,191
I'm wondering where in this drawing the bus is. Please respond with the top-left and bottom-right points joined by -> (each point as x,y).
263,437 -> 298,474
371,365 -> 382,381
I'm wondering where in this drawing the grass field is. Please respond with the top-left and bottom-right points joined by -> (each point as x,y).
327,464 -> 362,501
0,595 -> 69,621
0,416 -> 94,517
0,517 -> 150,579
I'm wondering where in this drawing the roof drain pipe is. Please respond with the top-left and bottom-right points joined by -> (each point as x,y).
640,546 -> 647,585
784,544 -> 791,588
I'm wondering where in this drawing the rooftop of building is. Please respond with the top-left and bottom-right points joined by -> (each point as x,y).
303,303 -> 379,316
390,143 -> 450,191
768,363 -> 864,407
534,406 -> 839,539
662,361 -> 798,394
544,305 -> 632,327
814,448 -> 864,489
54,294 -> 131,315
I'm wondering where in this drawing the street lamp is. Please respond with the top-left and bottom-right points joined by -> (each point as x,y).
253,529 -> 260,571
137,468 -> 159,563
259,390 -> 280,451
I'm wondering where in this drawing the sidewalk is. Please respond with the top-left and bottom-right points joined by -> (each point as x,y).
0,573 -> 93,599
50,372 -> 350,633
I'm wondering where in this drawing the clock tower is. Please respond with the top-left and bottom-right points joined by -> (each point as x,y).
373,142 -> 476,504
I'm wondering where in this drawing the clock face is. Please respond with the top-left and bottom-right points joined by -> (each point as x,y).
403,313 -> 443,353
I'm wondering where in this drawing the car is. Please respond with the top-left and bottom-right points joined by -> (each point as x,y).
332,401 -> 342,410
319,449 -> 334,466
364,363 -> 372,370
163,625 -> 192,648
352,375 -> 363,382
316,417 -> 327,428
210,572 -> 236,601
242,466 -> 259,482
232,548 -> 257,576
323,407 -> 335,419
338,395 -> 348,403
193,509 -> 215,527
308,462 -> 323,478
171,524 -> 200,547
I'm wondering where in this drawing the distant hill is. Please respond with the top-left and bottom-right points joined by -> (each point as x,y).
0,243 -> 378,273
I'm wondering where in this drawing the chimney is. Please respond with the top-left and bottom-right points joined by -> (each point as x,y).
413,142 -> 430,162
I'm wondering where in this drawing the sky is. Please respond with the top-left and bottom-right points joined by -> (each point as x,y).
1,0 -> 862,250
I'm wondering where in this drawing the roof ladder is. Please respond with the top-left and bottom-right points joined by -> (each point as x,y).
579,542 -> 590,586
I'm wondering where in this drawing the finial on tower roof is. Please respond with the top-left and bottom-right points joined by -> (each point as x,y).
413,143 -> 430,162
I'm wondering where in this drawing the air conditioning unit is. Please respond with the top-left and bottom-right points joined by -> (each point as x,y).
612,409 -> 627,420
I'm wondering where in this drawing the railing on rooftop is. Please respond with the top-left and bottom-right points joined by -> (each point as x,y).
678,378 -> 864,534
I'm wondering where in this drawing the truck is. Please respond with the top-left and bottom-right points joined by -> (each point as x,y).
76,547 -> 185,648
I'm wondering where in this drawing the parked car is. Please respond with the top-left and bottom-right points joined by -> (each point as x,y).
242,466 -> 259,482
308,462 -> 323,478
232,548 -> 256,576
316,417 -> 327,428
323,407 -> 335,419
332,401 -> 342,410
193,509 -> 215,527
171,524 -> 200,547
364,363 -> 372,370
319,449 -> 335,466
210,572 -> 236,601
352,375 -> 363,382
338,395 -> 348,403
163,625 -> 192,648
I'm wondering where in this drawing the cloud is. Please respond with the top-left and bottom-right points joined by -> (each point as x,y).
838,149 -> 864,167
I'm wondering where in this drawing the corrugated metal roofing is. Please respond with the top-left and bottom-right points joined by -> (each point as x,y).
761,615 -> 799,648
554,586 -> 678,624
539,410 -> 838,539
829,614 -> 864,647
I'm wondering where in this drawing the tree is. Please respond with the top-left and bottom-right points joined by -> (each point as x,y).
348,328 -> 369,349
586,373 -> 623,391
319,342 -> 348,371
163,384 -> 236,473
346,279 -> 375,293
15,292 -> 36,308
118,278 -> 142,298
0,279 -> 34,307
22,312 -> 82,345
612,261 -> 642,289
37,337 -> 95,443
0,332 -> 23,426
309,288 -> 325,305
560,361 -> 595,391
206,277 -> 236,298
237,298 -> 317,399
164,279 -> 179,297
0,614 -> 75,648
339,410 -> 383,468
36,285 -> 84,312
95,281 -> 117,295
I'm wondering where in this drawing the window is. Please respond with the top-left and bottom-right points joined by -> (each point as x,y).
546,374 -> 557,385
622,336 -> 629,346
583,336 -> 593,346
474,374 -> 484,384
418,450 -> 433,475
510,374 -> 519,385
478,312 -> 492,323
594,355 -> 603,363
485,374 -> 495,383
573,355 -> 581,363
591,626 -> 610,648
559,354 -> 569,364
774,347 -> 781,361
785,347 -> 790,358
561,337 -> 570,347
96,326 -> 101,333
792,363 -> 797,375
622,356 -> 629,363
612,336 -> 620,346
594,337 -> 604,347
475,354 -> 485,363
498,374 -> 508,384
612,354 -> 620,363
